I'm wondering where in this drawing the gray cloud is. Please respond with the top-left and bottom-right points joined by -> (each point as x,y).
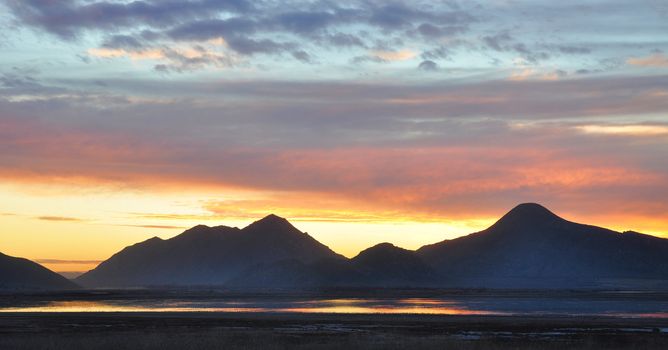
5,0 -> 663,76
418,60 -> 439,71
421,46 -> 451,60
325,32 -> 367,48
5,0 -> 478,70
227,37 -> 295,55
291,50 -> 313,63
483,32 -> 550,63
558,45 -> 592,54
102,34 -> 145,49
6,0 -> 252,39
4,74 -> 668,152
166,17 -> 257,41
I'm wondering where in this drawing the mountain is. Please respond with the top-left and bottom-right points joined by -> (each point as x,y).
229,243 -> 433,288
417,203 -> 668,288
76,214 -> 343,287
77,204 -> 668,289
350,243 -> 434,286
0,252 -> 78,291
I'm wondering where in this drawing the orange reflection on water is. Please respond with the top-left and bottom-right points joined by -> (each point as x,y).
1,301 -> 267,313
279,306 -> 501,315
279,298 -> 503,315
0,298 -> 504,315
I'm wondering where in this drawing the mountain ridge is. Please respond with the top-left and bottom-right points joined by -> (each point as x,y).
76,214 -> 343,287
0,251 -> 79,291
417,203 -> 668,288
68,204 -> 668,289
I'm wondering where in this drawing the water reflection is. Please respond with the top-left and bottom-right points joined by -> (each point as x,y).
0,298 -> 494,315
1,300 -> 267,313
1,297 -> 667,317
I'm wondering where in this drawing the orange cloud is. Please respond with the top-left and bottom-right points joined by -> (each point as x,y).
1,116 -> 667,235
508,69 -> 561,81
371,49 -> 417,61
627,53 -> 668,67
88,48 -> 165,60
37,216 -> 85,222
576,124 -> 668,136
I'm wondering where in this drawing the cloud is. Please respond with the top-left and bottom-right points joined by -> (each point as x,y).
117,224 -> 188,229
36,216 -> 85,222
326,33 -> 366,48
576,124 -> 668,136
421,46 -> 451,60
351,55 -> 387,64
5,0 -> 252,39
101,34 -> 145,50
2,111 -> 666,223
627,53 -> 668,67
1,68 -> 668,224
87,43 -> 238,72
482,32 -> 550,63
225,37 -> 295,55
482,32 -> 512,51
291,50 -> 313,63
34,259 -> 103,264
508,69 -> 561,81
4,0 -> 663,79
558,46 -> 592,55
418,60 -> 439,71
416,23 -> 465,38
166,17 -> 257,41
5,0 -> 477,71
88,47 -> 163,59
370,49 -> 417,61
272,10 -> 336,34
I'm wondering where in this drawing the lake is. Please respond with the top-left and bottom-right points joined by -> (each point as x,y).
2,290 -> 668,317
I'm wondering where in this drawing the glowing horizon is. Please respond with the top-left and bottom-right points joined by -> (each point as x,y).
2,180 -> 666,274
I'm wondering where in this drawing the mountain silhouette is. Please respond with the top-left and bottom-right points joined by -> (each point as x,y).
76,204 -> 668,289
350,243 -> 434,286
0,252 -> 78,290
229,243 -> 434,288
76,214 -> 343,287
417,203 -> 668,288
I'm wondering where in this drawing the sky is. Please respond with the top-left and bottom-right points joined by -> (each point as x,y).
1,0 -> 667,275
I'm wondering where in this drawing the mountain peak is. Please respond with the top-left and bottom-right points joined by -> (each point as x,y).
366,242 -> 398,251
509,202 -> 556,215
259,213 -> 287,222
493,203 -> 563,229
517,202 -> 548,209
178,224 -> 211,235
354,242 -> 410,261
248,213 -> 292,228
244,214 -> 300,237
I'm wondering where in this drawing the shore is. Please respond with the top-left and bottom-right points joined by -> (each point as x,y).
1,312 -> 667,349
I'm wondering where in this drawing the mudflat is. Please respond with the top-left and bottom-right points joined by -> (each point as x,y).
1,311 -> 667,349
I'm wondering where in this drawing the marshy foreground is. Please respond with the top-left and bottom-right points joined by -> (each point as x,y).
1,312 -> 667,350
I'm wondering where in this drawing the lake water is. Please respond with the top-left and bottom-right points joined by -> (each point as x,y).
2,294 -> 668,317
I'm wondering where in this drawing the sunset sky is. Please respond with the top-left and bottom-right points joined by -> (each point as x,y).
1,0 -> 667,274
